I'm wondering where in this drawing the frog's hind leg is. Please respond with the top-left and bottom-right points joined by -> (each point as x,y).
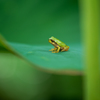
61,47 -> 69,52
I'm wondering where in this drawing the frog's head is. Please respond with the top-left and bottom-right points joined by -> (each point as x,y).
49,36 -> 58,47
49,36 -> 55,40
49,36 -> 55,43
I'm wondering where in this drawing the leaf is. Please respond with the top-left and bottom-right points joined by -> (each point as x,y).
0,34 -> 83,75
10,42 -> 83,70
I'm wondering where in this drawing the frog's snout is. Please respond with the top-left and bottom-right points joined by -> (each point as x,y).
48,39 -> 51,43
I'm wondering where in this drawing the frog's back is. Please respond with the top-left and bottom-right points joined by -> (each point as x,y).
54,38 -> 67,47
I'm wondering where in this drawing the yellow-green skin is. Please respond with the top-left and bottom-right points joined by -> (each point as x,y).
49,36 -> 69,53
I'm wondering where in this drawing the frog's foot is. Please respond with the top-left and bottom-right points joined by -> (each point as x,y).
52,50 -> 59,53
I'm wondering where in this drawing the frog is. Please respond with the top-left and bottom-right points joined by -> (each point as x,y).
49,36 -> 69,53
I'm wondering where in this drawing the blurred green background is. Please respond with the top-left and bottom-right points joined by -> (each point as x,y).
0,0 -> 83,100
0,0 -> 81,44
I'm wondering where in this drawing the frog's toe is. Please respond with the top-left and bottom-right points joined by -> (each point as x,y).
52,51 -> 59,53
49,48 -> 54,51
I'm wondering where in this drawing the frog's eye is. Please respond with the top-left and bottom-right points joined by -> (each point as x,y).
51,39 -> 55,42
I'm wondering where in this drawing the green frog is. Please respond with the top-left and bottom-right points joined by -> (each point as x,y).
49,36 -> 69,53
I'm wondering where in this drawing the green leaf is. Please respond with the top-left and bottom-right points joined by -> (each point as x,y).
0,34 -> 83,74
9,42 -> 83,71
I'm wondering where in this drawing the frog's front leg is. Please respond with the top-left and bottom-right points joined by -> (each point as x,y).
52,46 -> 60,53
49,47 -> 57,51
56,46 -> 60,53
